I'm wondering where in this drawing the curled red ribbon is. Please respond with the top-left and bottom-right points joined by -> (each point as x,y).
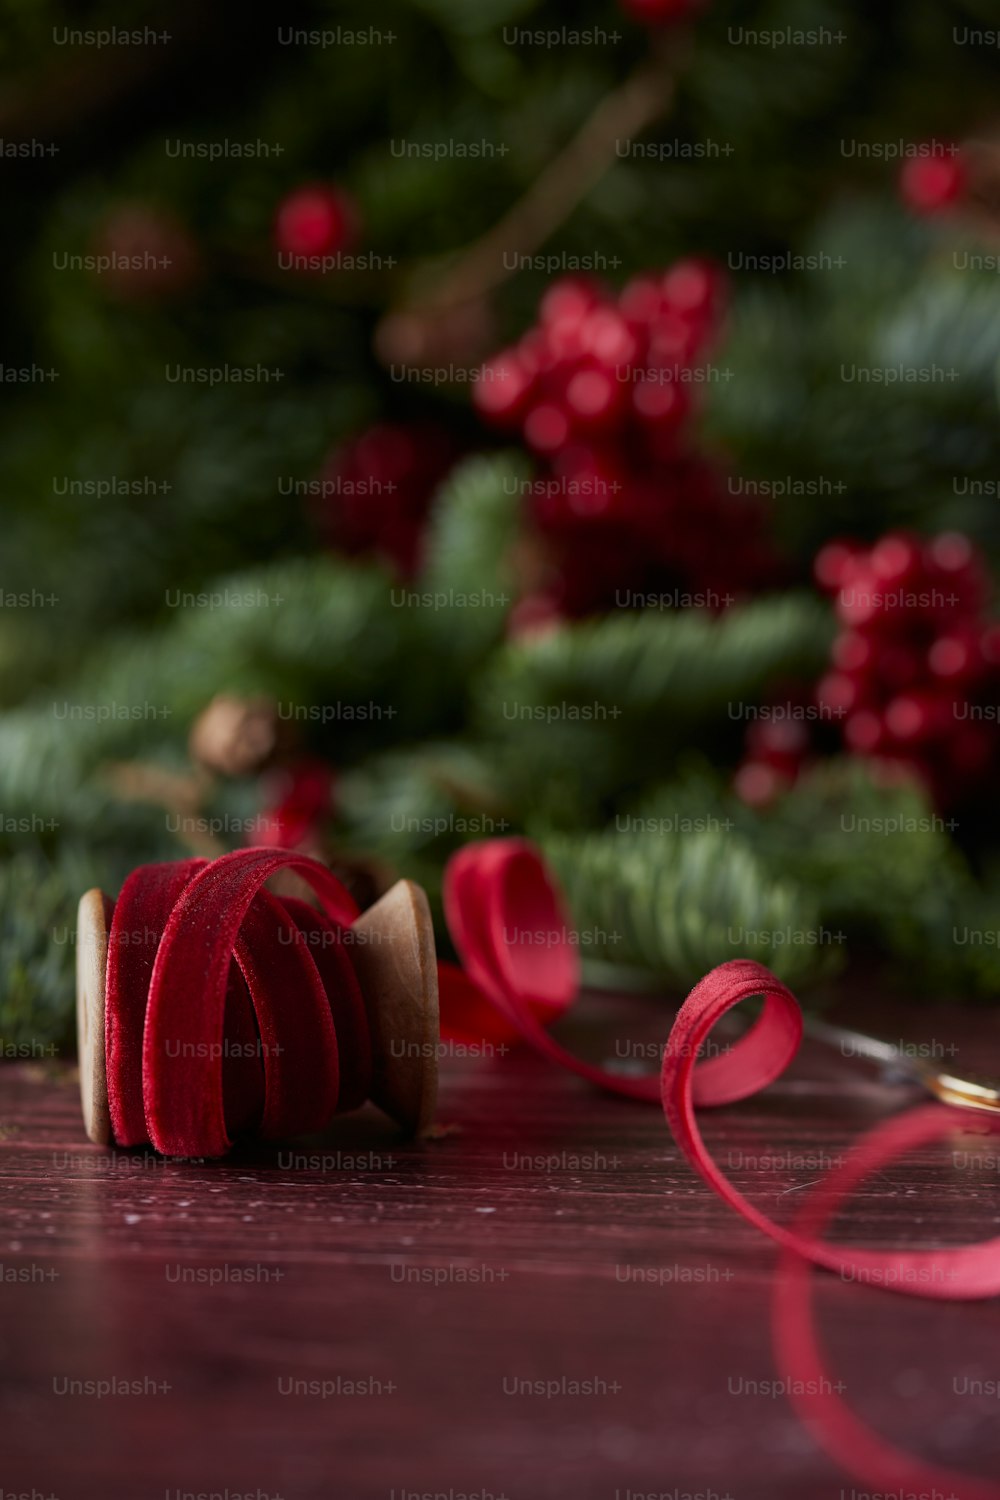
442,838 -> 1000,1298
442,837 -> 1000,1498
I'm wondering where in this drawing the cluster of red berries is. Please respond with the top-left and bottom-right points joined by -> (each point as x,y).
316,422 -> 460,578
733,693 -> 816,809
473,267 -> 775,616
736,533 -> 1000,810
812,533 -> 999,807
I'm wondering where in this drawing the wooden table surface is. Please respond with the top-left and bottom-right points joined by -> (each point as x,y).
2,986 -> 999,1500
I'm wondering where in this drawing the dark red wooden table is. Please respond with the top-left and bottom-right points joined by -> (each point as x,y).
2,986 -> 999,1500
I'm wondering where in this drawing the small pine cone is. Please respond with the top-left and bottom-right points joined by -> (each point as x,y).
189,694 -> 281,778
95,203 -> 200,300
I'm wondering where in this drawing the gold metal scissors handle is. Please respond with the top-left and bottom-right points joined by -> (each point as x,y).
803,1017 -> 1000,1116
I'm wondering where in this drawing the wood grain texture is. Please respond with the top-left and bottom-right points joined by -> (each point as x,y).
1,985 -> 999,1500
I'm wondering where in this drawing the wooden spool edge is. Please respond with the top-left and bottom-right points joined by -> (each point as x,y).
76,888 -> 113,1146
349,879 -> 440,1136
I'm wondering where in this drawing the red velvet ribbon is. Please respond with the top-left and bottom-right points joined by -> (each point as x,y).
441,837 -> 1000,1499
774,1107 -> 1000,1500
105,848 -> 362,1156
441,837 -> 1000,1297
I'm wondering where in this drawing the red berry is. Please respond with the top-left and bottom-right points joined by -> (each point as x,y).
544,317 -> 588,364
734,761 -> 786,807
870,532 -> 922,587
832,632 -> 872,674
817,672 -> 860,716
900,152 -> 966,216
844,710 -> 884,754
473,350 -> 534,425
884,694 -> 941,744
928,631 -> 982,682
620,275 -> 664,326
516,330 -> 550,379
929,531 -> 973,573
835,566 -> 882,628
565,366 -> 622,428
580,308 -> 639,369
747,717 -> 809,766
275,184 -> 356,258
646,313 -> 698,366
524,404 -> 571,453
926,531 -> 986,616
814,540 -> 860,593
661,258 -> 723,317
631,378 -> 691,427
539,277 -> 603,328
620,0 -> 706,26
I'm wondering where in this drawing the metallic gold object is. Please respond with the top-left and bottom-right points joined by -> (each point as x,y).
803,1017 -> 1000,1116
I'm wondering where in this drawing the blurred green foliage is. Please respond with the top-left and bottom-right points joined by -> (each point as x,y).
1,0 -> 1000,1044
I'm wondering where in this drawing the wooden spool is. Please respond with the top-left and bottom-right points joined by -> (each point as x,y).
75,877 -> 439,1147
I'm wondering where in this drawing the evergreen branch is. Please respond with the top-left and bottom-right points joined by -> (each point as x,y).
479,593 -> 831,722
473,594 -> 832,822
543,823 -> 831,991
417,451 -> 526,659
